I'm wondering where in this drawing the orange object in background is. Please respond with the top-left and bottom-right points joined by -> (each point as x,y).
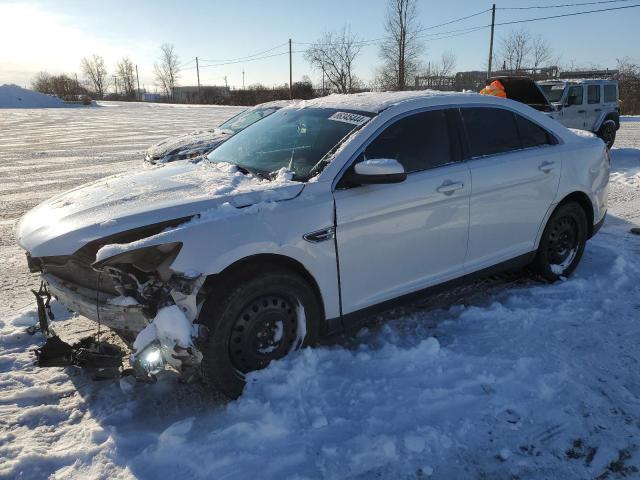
479,80 -> 507,98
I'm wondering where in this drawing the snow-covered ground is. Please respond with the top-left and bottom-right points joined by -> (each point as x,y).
1,104 -> 639,479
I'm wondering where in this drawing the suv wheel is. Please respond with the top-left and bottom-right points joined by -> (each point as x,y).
199,266 -> 321,399
533,201 -> 588,281
597,120 -> 617,149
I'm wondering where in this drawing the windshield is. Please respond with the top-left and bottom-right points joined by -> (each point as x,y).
539,83 -> 566,103
207,107 -> 373,181
218,106 -> 281,134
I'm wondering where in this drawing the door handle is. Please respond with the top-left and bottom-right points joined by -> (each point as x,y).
594,108 -> 602,112
436,180 -> 464,195
538,161 -> 557,173
577,110 -> 586,114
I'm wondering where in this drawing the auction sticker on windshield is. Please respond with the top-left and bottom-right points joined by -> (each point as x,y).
328,111 -> 370,126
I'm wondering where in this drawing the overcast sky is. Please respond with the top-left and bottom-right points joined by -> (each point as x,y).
1,0 -> 638,92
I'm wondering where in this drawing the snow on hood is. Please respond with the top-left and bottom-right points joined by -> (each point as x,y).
17,160 -> 303,257
145,129 -> 231,161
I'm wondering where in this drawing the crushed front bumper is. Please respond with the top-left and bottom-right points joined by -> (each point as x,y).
43,273 -> 149,334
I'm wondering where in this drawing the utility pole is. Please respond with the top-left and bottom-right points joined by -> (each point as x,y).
196,57 -> 201,103
224,75 -> 228,89
487,4 -> 496,79
289,38 -> 293,99
242,69 -> 245,90
113,75 -> 118,96
135,64 -> 141,101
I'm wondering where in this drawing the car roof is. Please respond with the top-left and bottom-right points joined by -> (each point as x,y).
537,79 -> 617,85
253,99 -> 301,109
297,90 -> 478,113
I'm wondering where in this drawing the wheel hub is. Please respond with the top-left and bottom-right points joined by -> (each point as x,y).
229,295 -> 298,372
547,216 -> 578,265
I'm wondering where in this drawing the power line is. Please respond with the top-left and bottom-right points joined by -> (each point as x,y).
199,42 -> 289,63
494,2 -> 640,25
498,0 -> 634,9
199,50 -> 304,68
293,8 -> 492,47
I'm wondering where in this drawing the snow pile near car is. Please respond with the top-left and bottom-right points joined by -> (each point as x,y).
0,84 -> 72,108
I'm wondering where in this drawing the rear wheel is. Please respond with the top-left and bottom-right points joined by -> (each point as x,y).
533,202 -> 588,281
198,266 -> 321,399
597,120 -> 617,149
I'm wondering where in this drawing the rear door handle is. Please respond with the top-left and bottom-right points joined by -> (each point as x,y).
538,160 -> 557,173
577,110 -> 586,114
436,180 -> 464,195
594,108 -> 602,112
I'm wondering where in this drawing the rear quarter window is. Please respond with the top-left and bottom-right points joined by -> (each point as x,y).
604,84 -> 617,103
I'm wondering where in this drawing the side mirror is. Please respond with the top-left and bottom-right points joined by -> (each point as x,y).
346,158 -> 407,185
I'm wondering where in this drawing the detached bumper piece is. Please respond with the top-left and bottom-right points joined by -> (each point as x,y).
31,283 -> 124,379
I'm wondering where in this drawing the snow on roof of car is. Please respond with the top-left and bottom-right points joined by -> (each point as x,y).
254,99 -> 300,109
296,90 -> 476,113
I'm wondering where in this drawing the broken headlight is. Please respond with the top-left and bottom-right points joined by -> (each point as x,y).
92,242 -> 182,280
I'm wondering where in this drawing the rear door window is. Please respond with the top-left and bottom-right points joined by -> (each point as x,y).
515,114 -> 554,148
604,84 -> 617,103
364,109 -> 454,173
587,85 -> 601,104
461,107 -> 520,157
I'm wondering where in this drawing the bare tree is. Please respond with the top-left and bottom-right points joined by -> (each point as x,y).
154,44 -> 180,100
304,26 -> 362,94
531,35 -> 553,70
617,56 -> 640,115
81,54 -> 109,98
377,0 -> 423,90
436,51 -> 457,77
498,29 -> 532,72
116,57 -> 136,99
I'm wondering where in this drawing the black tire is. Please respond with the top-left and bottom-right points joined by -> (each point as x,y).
597,120 -> 617,149
198,265 -> 321,399
533,201 -> 588,282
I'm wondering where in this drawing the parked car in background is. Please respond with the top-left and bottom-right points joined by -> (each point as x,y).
18,91 -> 609,398
482,77 -> 620,149
144,100 -> 297,164
537,79 -> 620,148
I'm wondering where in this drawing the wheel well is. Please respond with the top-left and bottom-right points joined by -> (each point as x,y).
202,254 -> 325,318
558,192 -> 595,237
602,112 -> 620,130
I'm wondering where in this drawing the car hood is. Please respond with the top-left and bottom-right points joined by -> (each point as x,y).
145,128 -> 232,162
17,160 -> 304,257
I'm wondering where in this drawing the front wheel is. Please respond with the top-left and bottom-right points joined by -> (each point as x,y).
198,266 -> 321,399
533,202 -> 588,281
597,120 -> 617,149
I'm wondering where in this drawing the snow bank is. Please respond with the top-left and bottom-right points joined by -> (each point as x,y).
0,84 -> 73,108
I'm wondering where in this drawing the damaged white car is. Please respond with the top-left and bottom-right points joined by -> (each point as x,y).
17,91 -> 609,398
144,100 -> 296,164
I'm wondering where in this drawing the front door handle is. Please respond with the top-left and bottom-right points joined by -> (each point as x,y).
436,180 -> 464,195
538,160 -> 557,173
577,110 -> 586,114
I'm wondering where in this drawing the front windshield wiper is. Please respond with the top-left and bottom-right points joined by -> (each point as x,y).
235,164 -> 271,181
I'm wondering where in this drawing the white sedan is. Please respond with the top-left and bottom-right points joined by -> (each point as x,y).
17,90 -> 610,398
